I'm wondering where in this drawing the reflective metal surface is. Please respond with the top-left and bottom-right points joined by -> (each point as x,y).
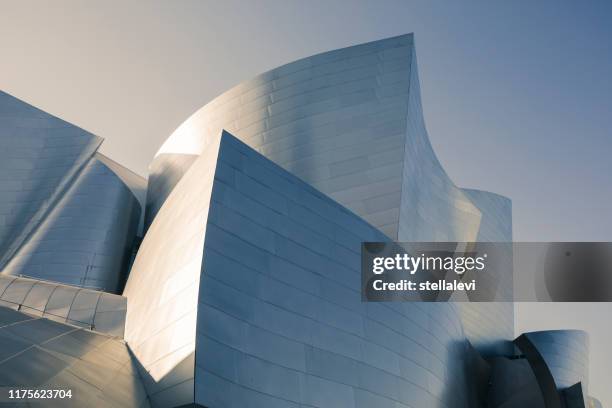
0,91 -> 142,293
144,153 -> 198,232
148,34 -> 438,239
123,137 -> 222,407
2,158 -> 141,293
0,34 -> 593,408
143,34 -> 515,360
526,330 -> 590,392
0,275 -> 126,337
125,131 -> 475,407
0,305 -> 149,407
0,91 -> 101,266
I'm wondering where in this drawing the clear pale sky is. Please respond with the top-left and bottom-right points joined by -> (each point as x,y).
1,0 -> 610,404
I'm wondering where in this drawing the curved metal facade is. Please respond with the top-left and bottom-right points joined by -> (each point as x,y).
147,34 -> 423,237
143,34 -> 514,360
0,91 -> 142,293
5,34 -> 588,408
397,45 -> 481,242
125,131 -> 475,408
458,189 -> 514,357
144,153 -> 198,232
2,157 -> 141,293
526,330 -> 590,392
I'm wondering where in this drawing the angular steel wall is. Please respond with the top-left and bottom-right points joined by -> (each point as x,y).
143,34 -> 514,359
0,91 -> 101,265
0,91 -> 142,293
2,158 -> 141,293
125,131 -> 474,408
197,134 -> 472,408
123,135 -> 222,407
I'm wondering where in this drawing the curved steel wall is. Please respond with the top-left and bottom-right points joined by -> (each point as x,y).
197,134 -> 471,408
144,153 -> 198,232
0,91 -> 141,294
397,46 -> 481,242
525,330 -> 590,392
458,189 -> 514,356
144,34 -> 514,361
125,131 -> 474,408
146,34 -> 417,237
0,91 -> 102,266
2,157 -> 141,293
123,135 -> 222,407
462,189 -> 513,242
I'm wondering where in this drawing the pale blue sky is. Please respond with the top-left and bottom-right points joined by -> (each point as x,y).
1,0 -> 610,404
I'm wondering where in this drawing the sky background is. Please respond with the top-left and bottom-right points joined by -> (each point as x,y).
1,0 -> 611,404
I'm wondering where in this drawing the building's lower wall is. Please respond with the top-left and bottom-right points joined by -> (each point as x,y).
0,275 -> 126,337
0,305 -> 149,407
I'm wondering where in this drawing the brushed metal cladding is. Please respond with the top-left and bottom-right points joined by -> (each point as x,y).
0,91 -> 102,266
126,131 -> 473,408
392,45 -> 514,355
146,31 -> 509,243
196,133 -> 471,408
2,157 -> 141,293
144,153 -> 198,232
144,36 -> 513,360
96,152 -> 148,234
457,189 -> 514,357
123,137 -> 222,407
0,305 -> 149,407
95,153 -> 147,208
148,34 -> 417,238
525,330 -> 590,393
397,45 -> 481,242
0,275 -> 126,337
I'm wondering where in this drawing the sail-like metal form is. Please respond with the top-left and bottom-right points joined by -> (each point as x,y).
143,33 -> 514,359
0,91 -> 142,293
